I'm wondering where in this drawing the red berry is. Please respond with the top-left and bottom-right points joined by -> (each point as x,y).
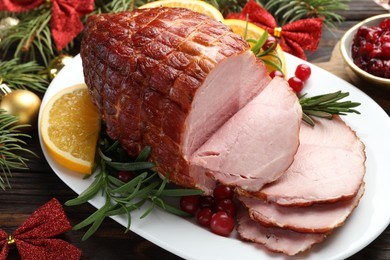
381,42 -> 390,58
180,195 -> 199,215
118,171 -> 133,183
213,185 -> 234,201
263,35 -> 277,51
216,199 -> 236,217
196,207 -> 213,227
269,70 -> 284,79
288,76 -> 304,93
379,18 -> 390,30
210,211 -> 235,237
295,64 -> 311,81
199,196 -> 215,209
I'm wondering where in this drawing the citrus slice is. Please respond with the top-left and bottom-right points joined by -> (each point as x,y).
40,84 -> 101,175
224,19 -> 287,75
139,0 -> 224,22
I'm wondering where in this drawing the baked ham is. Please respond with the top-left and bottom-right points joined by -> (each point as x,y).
256,115 -> 366,206
238,183 -> 364,233
80,7 -> 302,193
191,76 -> 301,191
237,208 -> 327,256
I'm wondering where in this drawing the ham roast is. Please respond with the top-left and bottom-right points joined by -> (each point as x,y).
80,7 -> 301,193
256,115 -> 366,206
80,6 -> 365,257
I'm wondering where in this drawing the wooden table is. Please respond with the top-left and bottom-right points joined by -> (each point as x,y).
1,1 -> 389,259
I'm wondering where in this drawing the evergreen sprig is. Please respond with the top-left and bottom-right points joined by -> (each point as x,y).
263,0 -> 349,28
0,58 -> 48,92
0,109 -> 35,190
66,131 -> 203,241
0,5 -> 55,65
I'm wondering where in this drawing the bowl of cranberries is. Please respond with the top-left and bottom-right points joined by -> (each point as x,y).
340,13 -> 390,88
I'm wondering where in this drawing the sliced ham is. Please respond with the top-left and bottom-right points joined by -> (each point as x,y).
238,183 -> 364,233
190,77 -> 302,191
237,208 -> 327,256
81,7 -> 271,192
256,115 -> 366,206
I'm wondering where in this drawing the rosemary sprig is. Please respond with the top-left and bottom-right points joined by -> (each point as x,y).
246,27 -> 283,72
66,132 -> 203,241
299,91 -> 361,126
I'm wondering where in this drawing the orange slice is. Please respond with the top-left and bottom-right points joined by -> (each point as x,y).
224,19 -> 287,75
139,0 -> 224,22
40,84 -> 101,174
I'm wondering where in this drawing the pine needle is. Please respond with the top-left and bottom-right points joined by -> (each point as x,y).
0,109 -> 35,190
0,58 -> 48,93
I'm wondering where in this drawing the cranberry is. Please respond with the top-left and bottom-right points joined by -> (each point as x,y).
199,196 -> 215,209
197,207 -> 213,227
216,199 -> 236,217
269,70 -> 284,79
288,76 -> 304,93
118,171 -> 133,183
295,64 -> 311,81
263,35 -> 277,51
180,195 -> 199,215
379,18 -> 390,30
381,42 -> 390,58
210,211 -> 235,237
352,20 -> 390,79
213,185 -> 234,201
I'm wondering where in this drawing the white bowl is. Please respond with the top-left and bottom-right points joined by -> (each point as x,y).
340,13 -> 390,89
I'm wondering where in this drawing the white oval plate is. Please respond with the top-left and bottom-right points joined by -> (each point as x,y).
38,53 -> 390,260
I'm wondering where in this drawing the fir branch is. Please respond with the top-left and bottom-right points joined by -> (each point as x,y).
0,109 -> 35,190
263,0 -> 349,28
0,58 -> 48,93
0,6 -> 55,65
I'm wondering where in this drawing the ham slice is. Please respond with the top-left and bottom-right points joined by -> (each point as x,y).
237,208 -> 327,256
81,7 -> 271,192
190,77 -> 302,191
238,183 -> 364,233
256,115 -> 366,206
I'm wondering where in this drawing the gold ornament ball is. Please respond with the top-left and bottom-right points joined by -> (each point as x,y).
0,90 -> 41,129
48,54 -> 74,80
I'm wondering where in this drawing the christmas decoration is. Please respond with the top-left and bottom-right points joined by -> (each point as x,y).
0,198 -> 81,260
227,0 -> 323,60
0,0 -> 94,51
47,54 -> 74,80
0,84 -> 41,129
0,16 -> 19,42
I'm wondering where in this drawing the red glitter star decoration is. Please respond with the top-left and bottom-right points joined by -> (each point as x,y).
0,198 -> 81,260
227,0 -> 323,60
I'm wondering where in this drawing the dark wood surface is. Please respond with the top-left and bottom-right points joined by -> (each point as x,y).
1,1 -> 389,259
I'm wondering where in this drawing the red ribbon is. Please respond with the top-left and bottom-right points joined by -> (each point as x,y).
0,0 -> 94,51
0,198 -> 81,260
227,0 -> 323,60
